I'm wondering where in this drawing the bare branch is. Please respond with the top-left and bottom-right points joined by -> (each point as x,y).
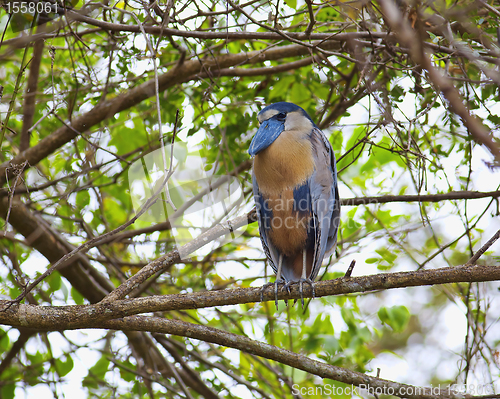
341,190 -> 500,206
376,0 -> 500,164
2,263 -> 499,327
105,316 -> 462,399
101,210 -> 256,302
20,38 -> 44,151
304,0 -> 315,36
465,228 -> 500,266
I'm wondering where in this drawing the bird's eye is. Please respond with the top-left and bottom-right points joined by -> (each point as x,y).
276,112 -> 286,121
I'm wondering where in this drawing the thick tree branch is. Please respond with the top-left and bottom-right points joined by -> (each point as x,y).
104,315 -> 467,399
4,188 -> 497,307
198,56 -> 316,77
24,12 -> 394,42
3,15 -> 498,67
1,263 -> 499,329
2,187 -> 497,306
341,190 -> 500,206
20,38 -> 44,151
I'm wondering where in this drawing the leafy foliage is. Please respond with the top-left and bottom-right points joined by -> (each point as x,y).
0,0 -> 499,397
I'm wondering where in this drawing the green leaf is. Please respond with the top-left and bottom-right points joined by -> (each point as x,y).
0,329 -> 9,351
47,273 -> 62,292
375,247 -> 397,265
83,357 -> 110,388
103,196 -> 128,227
341,307 -> 356,330
71,287 -> 85,305
269,75 -> 295,100
55,356 -> 74,377
320,335 -> 340,353
118,361 -> 137,382
378,306 -> 410,332
76,190 -> 90,208
1,384 -> 16,399
290,82 -> 310,108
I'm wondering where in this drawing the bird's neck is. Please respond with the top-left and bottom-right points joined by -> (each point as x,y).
253,131 -> 315,196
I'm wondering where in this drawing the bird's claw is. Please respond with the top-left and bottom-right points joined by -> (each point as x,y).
283,280 -> 293,298
298,278 -> 315,308
260,282 -> 274,303
260,280 -> 286,309
282,279 -> 316,307
274,281 -> 279,309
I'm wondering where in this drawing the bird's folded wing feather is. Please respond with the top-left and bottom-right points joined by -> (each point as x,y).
308,127 -> 340,281
252,174 -> 278,275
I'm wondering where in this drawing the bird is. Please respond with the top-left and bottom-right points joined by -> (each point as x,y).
248,102 -> 340,308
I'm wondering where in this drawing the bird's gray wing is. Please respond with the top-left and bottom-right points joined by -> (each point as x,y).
308,127 -> 340,281
252,173 -> 279,275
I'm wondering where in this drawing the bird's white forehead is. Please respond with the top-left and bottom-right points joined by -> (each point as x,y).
257,108 -> 279,123
257,109 -> 302,123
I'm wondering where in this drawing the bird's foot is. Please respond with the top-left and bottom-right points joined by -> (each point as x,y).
283,280 -> 294,295
299,278 -> 315,307
282,279 -> 316,307
260,280 -> 286,309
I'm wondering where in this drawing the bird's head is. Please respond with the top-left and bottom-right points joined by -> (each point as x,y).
248,102 -> 315,156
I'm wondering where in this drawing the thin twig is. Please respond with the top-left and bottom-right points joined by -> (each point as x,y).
465,228 -> 500,266
4,161 -> 28,231
344,260 -> 356,277
304,0 -> 315,36
376,0 -> 500,165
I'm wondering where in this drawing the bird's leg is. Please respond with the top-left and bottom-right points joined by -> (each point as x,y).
299,249 -> 307,307
297,249 -> 315,308
284,250 -> 309,307
260,256 -> 286,306
274,254 -> 283,309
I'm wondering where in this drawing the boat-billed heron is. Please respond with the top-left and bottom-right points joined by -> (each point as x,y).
249,102 -> 340,307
